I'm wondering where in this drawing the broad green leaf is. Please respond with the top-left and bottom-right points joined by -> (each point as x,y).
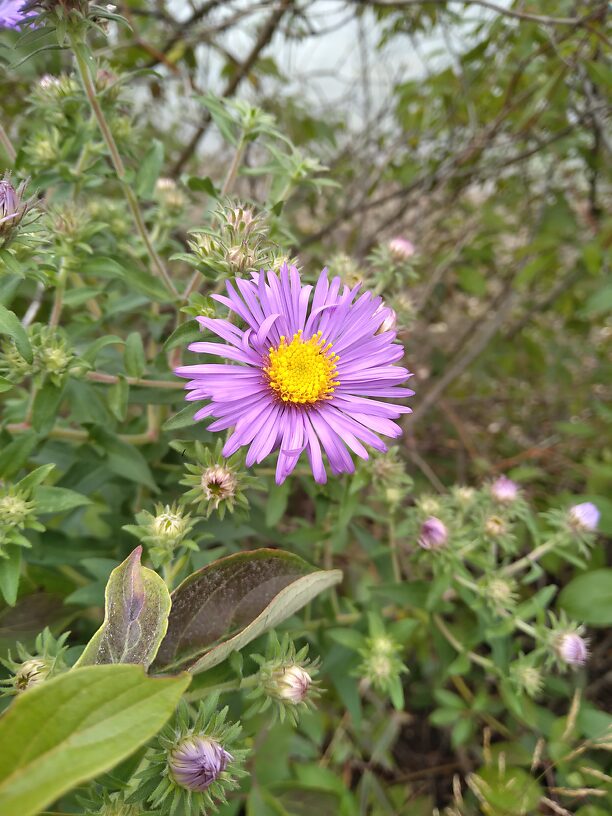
0,664 -> 189,816
0,432 -> 39,478
32,485 -> 92,514
154,548 -> 342,674
76,547 -> 171,668
162,403 -> 197,431
0,375 -> 13,392
0,304 -> 32,363
558,569 -> 612,627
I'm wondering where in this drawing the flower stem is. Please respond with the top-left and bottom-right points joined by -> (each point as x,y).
182,135 -> 247,301
502,538 -> 558,577
49,259 -> 68,328
0,122 -> 16,163
69,36 -> 178,297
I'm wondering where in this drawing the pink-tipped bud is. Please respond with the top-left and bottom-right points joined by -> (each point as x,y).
418,517 -> 448,550
568,502 -> 599,533
557,633 -> 589,667
273,664 -> 312,704
169,736 -> 233,792
389,237 -> 415,261
490,475 -> 519,503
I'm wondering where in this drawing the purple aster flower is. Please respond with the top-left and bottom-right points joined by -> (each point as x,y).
176,265 -> 413,484
568,502 -> 599,533
0,0 -> 29,28
169,736 -> 233,792
389,237 -> 415,260
418,516 -> 448,550
490,475 -> 519,503
556,632 -> 589,667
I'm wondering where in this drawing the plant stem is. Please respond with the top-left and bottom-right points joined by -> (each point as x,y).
69,36 -> 178,297
502,538 -> 558,577
182,134 -> 247,301
0,122 -> 16,163
186,673 -> 259,702
86,371 -> 183,389
433,614 -> 495,671
49,259 -> 68,328
388,511 -> 401,582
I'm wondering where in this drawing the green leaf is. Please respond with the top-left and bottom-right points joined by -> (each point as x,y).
558,569 -> 612,627
161,404 -> 197,431
186,176 -> 219,198
76,547 -> 171,669
32,485 -> 92,515
0,432 -> 39,478
154,549 -> 342,674
90,428 -> 158,492
0,375 -> 14,392
0,304 -> 32,363
135,139 -> 164,199
0,549 -> 21,607
31,381 -> 65,434
265,481 -> 290,527
124,331 -> 146,378
0,664 -> 189,816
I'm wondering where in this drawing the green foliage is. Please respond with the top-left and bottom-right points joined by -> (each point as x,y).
0,1 -> 610,814
0,665 -> 190,816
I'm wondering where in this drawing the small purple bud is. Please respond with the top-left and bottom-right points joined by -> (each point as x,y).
389,237 -> 415,260
169,736 -> 233,792
418,517 -> 448,550
557,633 -> 589,667
568,502 -> 599,533
0,176 -> 29,242
490,475 -> 519,503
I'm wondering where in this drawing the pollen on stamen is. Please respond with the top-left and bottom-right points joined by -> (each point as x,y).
264,330 -> 340,406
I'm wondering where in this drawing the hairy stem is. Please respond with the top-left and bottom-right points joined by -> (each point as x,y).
69,37 -> 178,297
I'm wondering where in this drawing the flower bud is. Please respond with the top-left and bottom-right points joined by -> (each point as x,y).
556,632 -> 588,667
152,506 -> 188,540
272,664 -> 312,704
418,516 -> 448,550
374,303 -> 397,335
14,658 -> 51,692
155,177 -> 186,212
485,515 -> 506,537
389,237 -> 415,261
169,736 -> 233,792
0,176 -> 29,243
454,486 -> 476,505
0,492 -> 31,526
201,464 -> 238,509
490,475 -> 519,503
568,502 -> 599,533
513,664 -> 543,698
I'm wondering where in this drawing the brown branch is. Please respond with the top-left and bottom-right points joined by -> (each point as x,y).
171,1 -> 293,175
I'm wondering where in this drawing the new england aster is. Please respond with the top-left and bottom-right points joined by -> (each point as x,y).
176,265 -> 413,484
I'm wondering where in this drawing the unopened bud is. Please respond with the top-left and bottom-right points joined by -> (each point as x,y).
169,736 -> 233,792
490,475 -> 519,503
14,658 -> 50,692
0,175 -> 29,242
557,632 -> 588,667
418,516 -> 448,550
568,502 -> 599,533
272,664 -> 312,704
0,492 -> 30,525
152,506 -> 187,540
485,515 -> 506,537
389,237 -> 415,261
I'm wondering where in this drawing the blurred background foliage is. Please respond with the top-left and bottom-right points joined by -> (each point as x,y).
0,1 -> 610,815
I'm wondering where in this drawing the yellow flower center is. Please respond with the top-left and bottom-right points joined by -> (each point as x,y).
265,330 -> 339,405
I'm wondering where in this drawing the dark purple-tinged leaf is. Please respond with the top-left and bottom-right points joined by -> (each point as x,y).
153,549 -> 342,674
75,547 -> 171,669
